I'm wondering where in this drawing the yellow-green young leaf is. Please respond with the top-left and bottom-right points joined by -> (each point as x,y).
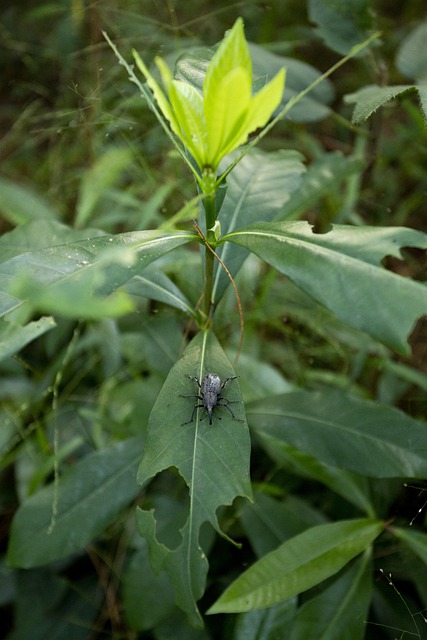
206,67 -> 252,166
208,518 -> 383,614
203,18 -> 252,107
133,50 -> 180,136
168,80 -> 207,167
243,68 -> 286,134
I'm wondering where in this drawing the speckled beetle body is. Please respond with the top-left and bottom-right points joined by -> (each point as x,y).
181,372 -> 242,425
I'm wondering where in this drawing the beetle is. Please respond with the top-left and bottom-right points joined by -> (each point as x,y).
180,372 -> 242,425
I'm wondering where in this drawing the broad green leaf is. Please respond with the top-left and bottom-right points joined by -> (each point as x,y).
0,219 -> 104,264
11,569 -> 98,640
6,435 -> 144,568
278,152 -> 363,221
256,437 -> 374,514
136,330 -> 252,626
391,527 -> 427,565
0,316 -> 56,362
0,229 -> 194,320
308,0 -> 374,56
207,518 -> 383,614
344,84 -> 420,125
0,177 -> 59,225
75,146 -> 134,228
234,599 -> 297,640
238,492 -> 315,558
289,550 -> 372,640
213,148 -> 305,300
396,20 -> 427,82
223,221 -> 427,353
247,388 -> 427,478
125,266 -> 195,316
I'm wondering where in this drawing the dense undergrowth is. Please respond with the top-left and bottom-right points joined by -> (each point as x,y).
1,1 -> 427,639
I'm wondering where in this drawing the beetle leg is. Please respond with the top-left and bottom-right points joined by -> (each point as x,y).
220,376 -> 237,390
181,402 -> 205,425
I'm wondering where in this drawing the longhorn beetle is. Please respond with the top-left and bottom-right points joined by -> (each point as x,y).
180,373 -> 243,425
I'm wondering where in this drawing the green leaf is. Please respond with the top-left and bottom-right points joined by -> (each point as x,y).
396,20 -> 427,82
0,219 -> 104,264
136,330 -> 252,626
75,146 -> 134,228
233,600 -> 297,640
206,66 -> 253,167
308,0 -> 374,56
1,229 -> 194,320
289,550 -> 372,640
6,435 -> 144,568
0,177 -> 59,225
391,527 -> 427,565
0,316 -> 56,362
344,84 -> 420,125
122,540 -> 176,630
249,43 -> 334,122
247,388 -> 427,478
278,152 -> 363,221
207,518 -> 383,614
125,266 -> 195,316
238,492 -> 315,558
223,221 -> 427,353
168,79 -> 207,168
256,437 -> 374,514
213,148 -> 305,300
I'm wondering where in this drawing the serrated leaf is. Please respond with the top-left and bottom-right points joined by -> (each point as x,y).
247,388 -> 427,478
223,221 -> 427,353
6,436 -> 144,568
136,330 -> 252,626
207,518 -> 383,614
344,84 -> 419,124
289,550 -> 372,640
0,229 -> 194,320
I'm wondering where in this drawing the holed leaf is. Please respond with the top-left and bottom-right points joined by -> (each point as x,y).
223,221 -> 427,354
136,330 -> 252,626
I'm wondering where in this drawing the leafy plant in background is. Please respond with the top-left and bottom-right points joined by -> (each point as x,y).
1,2 -> 427,639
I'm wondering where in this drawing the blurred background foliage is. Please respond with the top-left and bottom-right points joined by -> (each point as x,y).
1,1 -> 427,638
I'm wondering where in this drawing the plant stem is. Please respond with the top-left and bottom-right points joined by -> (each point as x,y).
203,193 -> 216,320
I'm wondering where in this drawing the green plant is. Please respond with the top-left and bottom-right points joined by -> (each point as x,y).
2,3 -> 427,639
